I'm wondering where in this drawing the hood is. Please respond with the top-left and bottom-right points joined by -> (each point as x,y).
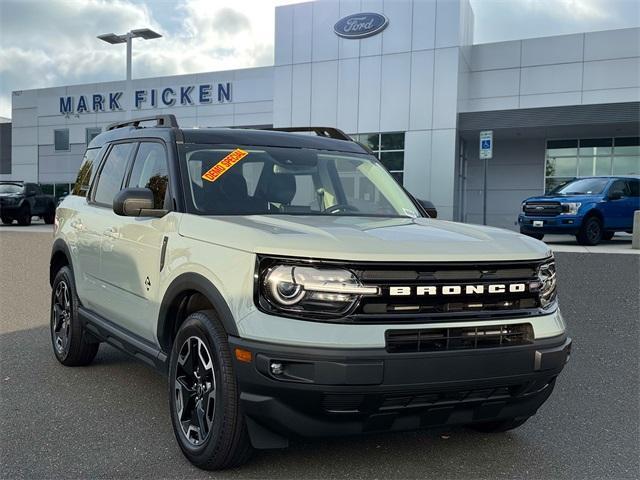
179,215 -> 551,262
525,194 -> 603,203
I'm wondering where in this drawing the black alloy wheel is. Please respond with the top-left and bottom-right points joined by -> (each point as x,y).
577,216 -> 603,245
174,336 -> 217,446
52,280 -> 72,356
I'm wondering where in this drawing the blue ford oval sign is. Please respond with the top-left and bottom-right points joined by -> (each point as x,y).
334,12 -> 388,39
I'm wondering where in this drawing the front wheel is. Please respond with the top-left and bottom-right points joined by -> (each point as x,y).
1,216 -> 12,225
50,266 -> 99,366
17,205 -> 31,226
576,216 -> 603,245
168,310 -> 253,470
467,416 -> 530,433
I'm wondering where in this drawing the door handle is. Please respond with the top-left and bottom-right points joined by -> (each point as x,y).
103,227 -> 120,239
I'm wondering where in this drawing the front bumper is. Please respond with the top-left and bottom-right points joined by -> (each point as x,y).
519,214 -> 582,234
230,334 -> 571,446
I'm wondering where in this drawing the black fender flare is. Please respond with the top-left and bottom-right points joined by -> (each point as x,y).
50,238 -> 74,286
157,272 -> 239,350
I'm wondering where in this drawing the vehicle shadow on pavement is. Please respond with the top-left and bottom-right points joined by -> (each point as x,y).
1,326 -> 542,480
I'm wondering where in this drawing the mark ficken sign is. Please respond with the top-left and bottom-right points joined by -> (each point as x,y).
59,82 -> 232,115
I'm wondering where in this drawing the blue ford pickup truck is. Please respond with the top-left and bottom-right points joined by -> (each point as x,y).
519,176 -> 639,245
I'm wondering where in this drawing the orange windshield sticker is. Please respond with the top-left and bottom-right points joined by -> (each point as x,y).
201,148 -> 249,182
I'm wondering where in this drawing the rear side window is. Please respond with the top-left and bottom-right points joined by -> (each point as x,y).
93,143 -> 134,206
626,179 -> 639,197
127,142 -> 169,209
72,148 -> 101,197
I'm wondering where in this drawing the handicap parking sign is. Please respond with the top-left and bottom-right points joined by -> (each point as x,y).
479,131 -> 493,159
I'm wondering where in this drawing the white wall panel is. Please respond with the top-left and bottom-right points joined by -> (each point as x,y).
429,128 -> 456,215
521,34 -> 583,66
409,50 -> 434,130
462,96 -> 520,112
519,91 -> 582,109
336,58 -> 359,133
292,3 -> 313,63
584,28 -> 640,61
11,146 -> 38,166
9,163 -> 38,182
273,65 -> 292,127
233,101 -> 273,115
360,0 -> 383,57
357,55 -> 382,133
338,0 -> 361,59
583,58 -> 640,91
311,61 -> 339,125
467,69 -> 519,99
470,41 -> 521,71
403,130 -> 432,199
432,47 -> 459,129
11,108 -> 37,127
380,53 -> 411,132
11,127 -> 37,147
382,0 -> 412,55
435,0 -> 460,48
291,63 -> 312,126
582,87 -> 640,105
274,6 -> 293,65
10,90 -> 38,109
520,63 -> 582,95
233,112 -> 273,127
412,0 -> 436,51
312,0 -> 340,62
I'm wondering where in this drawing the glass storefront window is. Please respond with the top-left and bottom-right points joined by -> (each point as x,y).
40,184 -> 54,195
351,132 -> 405,185
545,137 -> 640,192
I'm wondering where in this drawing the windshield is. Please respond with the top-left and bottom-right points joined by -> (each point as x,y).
0,184 -> 23,194
551,178 -> 609,195
183,145 -> 420,218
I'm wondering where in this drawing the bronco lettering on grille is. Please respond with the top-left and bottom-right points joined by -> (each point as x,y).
389,283 -> 528,296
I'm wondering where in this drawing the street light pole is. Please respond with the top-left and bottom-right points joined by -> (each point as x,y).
97,29 -> 162,119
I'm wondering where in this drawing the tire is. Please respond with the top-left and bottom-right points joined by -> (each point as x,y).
602,231 -> 615,241
1,216 -> 12,225
50,266 -> 99,366
576,215 -> 603,246
168,310 -> 253,470
520,229 -> 544,241
468,416 -> 530,433
43,207 -> 55,225
17,204 -> 31,226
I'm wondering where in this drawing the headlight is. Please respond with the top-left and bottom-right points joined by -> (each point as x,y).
560,202 -> 581,215
534,259 -> 557,309
261,264 -> 378,318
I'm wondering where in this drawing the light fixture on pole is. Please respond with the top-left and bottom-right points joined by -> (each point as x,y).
97,28 -> 162,118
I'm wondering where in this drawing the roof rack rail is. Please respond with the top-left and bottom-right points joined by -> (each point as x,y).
107,114 -> 179,131
265,126 -> 352,142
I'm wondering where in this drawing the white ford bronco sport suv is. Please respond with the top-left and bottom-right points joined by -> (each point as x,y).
50,115 -> 571,470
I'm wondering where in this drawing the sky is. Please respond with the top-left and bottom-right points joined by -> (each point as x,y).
0,0 -> 639,119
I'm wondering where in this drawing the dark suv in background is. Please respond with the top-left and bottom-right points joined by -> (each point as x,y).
519,176 -> 640,245
0,181 -> 56,226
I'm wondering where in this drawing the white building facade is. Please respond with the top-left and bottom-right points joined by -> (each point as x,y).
6,0 -> 640,229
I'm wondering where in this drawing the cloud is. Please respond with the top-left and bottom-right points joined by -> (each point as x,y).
0,0 -> 300,118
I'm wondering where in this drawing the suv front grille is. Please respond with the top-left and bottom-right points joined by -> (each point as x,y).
523,202 -> 561,216
385,323 -> 534,353
350,259 -> 547,323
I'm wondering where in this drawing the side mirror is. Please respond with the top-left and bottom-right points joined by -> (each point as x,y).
608,191 -> 623,201
113,188 -> 166,217
417,199 -> 438,218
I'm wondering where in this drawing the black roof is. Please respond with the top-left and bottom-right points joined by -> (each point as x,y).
88,115 -> 368,154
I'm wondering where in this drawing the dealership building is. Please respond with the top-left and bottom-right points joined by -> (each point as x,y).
4,0 -> 639,229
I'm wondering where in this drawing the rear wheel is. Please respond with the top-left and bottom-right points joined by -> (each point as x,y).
1,216 -> 12,225
468,416 -> 530,433
43,205 -> 55,224
50,266 -> 99,366
169,310 -> 253,470
17,205 -> 31,226
576,215 -> 602,245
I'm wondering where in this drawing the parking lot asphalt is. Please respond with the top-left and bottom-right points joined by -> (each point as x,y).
1,230 -> 638,479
